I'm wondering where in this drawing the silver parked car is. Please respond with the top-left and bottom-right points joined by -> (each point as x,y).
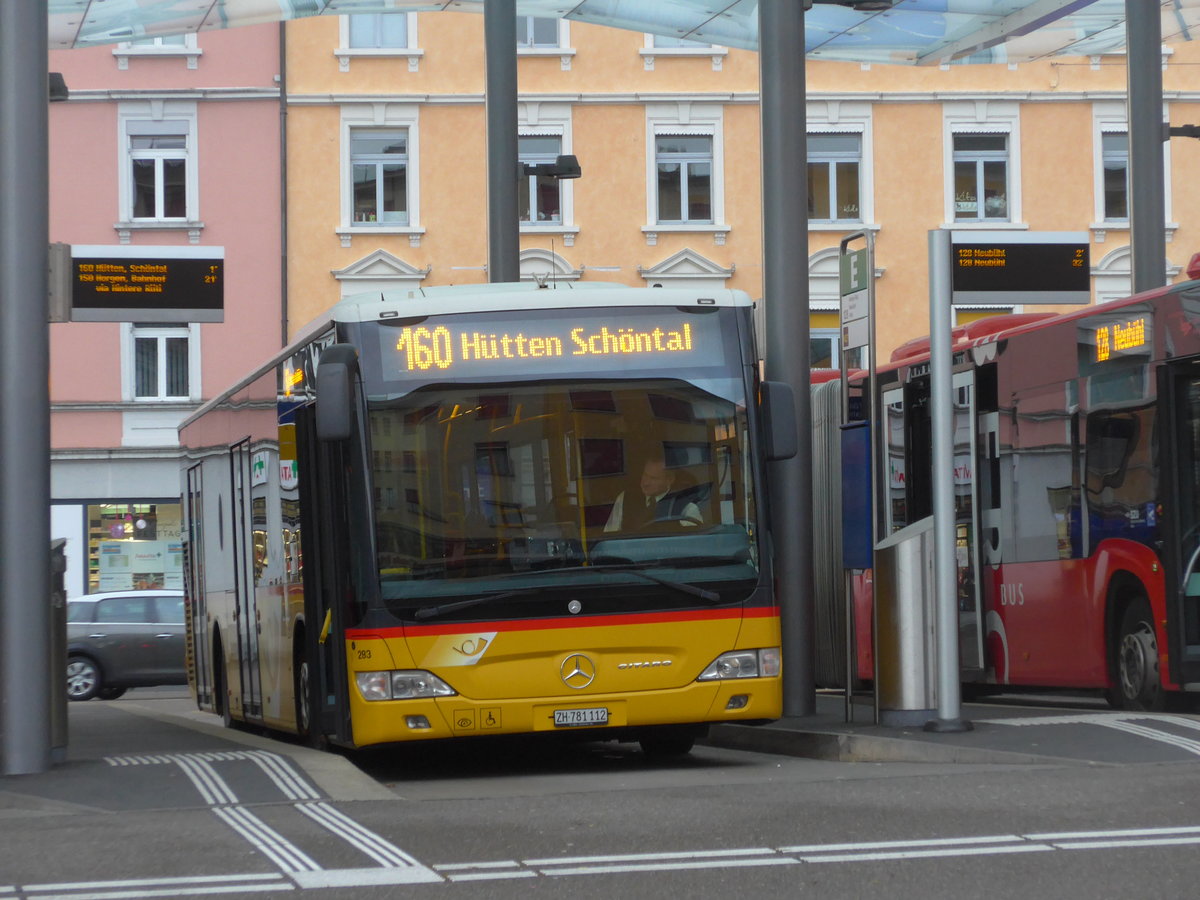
66,590 -> 187,701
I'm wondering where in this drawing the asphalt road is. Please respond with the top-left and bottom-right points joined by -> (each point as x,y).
2,689 -> 1198,899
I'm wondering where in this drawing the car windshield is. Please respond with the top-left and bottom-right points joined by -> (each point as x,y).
370,377 -> 759,620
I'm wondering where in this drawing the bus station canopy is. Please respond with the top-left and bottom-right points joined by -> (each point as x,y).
46,1 -> 1200,62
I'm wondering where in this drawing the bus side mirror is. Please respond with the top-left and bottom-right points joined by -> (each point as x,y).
315,344 -> 359,442
760,380 -> 797,461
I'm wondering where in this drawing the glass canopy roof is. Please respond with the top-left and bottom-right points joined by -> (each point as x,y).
46,1 -> 1200,63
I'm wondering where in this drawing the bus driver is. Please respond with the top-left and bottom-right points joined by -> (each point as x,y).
604,457 -> 703,532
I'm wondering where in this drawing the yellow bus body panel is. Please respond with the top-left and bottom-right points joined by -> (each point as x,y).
345,611 -> 781,748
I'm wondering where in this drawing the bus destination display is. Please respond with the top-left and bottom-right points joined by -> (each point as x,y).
950,232 -> 1090,305
378,309 -> 726,380
1089,315 -> 1151,364
70,247 -> 224,323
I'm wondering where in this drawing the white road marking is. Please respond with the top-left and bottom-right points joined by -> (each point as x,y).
21,873 -> 290,900
437,823 -> 1200,882
975,712 -> 1200,758
98,751 -> 441,887
213,805 -> 322,873
294,801 -> 426,869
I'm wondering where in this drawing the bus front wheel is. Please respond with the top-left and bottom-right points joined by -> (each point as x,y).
1112,599 -> 1164,711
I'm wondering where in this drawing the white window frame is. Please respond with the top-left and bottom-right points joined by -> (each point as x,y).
807,132 -> 862,224
644,103 -> 727,243
810,329 -> 840,370
519,134 -> 564,226
121,324 -> 201,403
517,16 -> 574,67
640,32 -> 727,70
113,33 -> 201,70
942,101 -> 1022,230
117,102 -> 200,234
1090,100 -> 1175,242
518,103 -> 578,241
337,104 -> 423,247
336,13 -> 422,72
805,101 -> 874,231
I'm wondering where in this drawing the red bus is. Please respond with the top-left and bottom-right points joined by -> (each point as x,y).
821,257 -> 1200,710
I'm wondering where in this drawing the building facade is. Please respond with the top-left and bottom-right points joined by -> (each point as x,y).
48,25 -> 283,597
283,12 -> 1200,368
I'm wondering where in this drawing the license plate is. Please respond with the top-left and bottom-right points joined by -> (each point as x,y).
553,706 -> 609,727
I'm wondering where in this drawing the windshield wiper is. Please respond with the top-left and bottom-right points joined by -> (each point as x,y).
413,588 -> 538,622
518,564 -> 721,604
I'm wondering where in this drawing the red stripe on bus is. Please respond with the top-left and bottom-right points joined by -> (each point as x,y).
346,605 -> 779,641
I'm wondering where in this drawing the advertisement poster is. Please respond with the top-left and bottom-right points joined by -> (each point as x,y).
97,540 -> 184,591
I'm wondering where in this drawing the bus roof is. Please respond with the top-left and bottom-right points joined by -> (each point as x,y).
184,282 -> 756,431
887,275 -> 1200,366
323,282 -> 754,324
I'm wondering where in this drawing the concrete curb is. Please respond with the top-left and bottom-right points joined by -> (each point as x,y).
703,723 -> 1096,766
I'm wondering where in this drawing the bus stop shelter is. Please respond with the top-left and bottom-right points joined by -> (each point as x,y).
4,0 -> 1198,773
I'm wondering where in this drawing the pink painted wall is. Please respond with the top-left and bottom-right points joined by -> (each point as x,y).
46,25 -> 282,437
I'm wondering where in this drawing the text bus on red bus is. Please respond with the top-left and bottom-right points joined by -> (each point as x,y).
180,282 -> 792,753
820,258 -> 1200,710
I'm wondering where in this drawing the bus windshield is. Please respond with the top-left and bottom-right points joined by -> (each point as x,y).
370,377 -> 759,620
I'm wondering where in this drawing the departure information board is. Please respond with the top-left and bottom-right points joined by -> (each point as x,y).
70,245 -> 224,322
950,231 -> 1090,305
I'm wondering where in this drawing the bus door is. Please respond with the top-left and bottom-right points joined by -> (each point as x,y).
952,370 -> 983,673
184,464 -> 210,707
881,371 -> 984,675
295,406 -> 351,745
1159,358 -> 1200,690
230,440 -> 263,719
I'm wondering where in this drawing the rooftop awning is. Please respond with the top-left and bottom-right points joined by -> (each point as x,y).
47,1 -> 1199,62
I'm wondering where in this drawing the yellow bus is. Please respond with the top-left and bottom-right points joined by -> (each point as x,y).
180,282 -> 792,755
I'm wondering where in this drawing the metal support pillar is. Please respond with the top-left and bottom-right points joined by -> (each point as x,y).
0,0 -> 53,774
760,0 -> 814,717
1126,0 -> 1166,293
484,0 -> 519,283
923,231 -> 970,734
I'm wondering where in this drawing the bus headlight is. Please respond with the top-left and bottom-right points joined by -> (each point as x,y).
696,647 -> 781,681
355,670 -> 457,701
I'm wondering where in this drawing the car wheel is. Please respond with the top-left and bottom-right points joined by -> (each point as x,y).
97,686 -> 127,701
66,656 -> 102,701
1113,598 -> 1165,711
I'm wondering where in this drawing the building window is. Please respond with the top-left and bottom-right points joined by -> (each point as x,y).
113,33 -> 201,69
519,17 -> 559,48
519,135 -> 562,224
656,135 -> 712,224
952,133 -> 1009,221
130,132 -> 187,220
1102,132 -> 1129,221
351,130 -> 408,225
87,502 -> 183,593
117,104 -> 199,230
808,133 -> 861,222
811,331 -> 839,369
349,13 -> 407,49
132,327 -> 191,400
